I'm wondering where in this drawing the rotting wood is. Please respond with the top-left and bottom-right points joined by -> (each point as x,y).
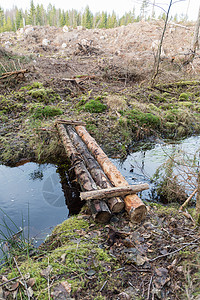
75,125 -> 147,223
56,123 -> 111,223
80,184 -> 149,201
66,125 -> 124,213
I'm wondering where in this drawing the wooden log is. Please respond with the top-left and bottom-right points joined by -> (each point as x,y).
65,125 -> 124,213
80,184 -> 149,201
55,120 -> 86,126
56,123 -> 111,223
75,125 -> 147,223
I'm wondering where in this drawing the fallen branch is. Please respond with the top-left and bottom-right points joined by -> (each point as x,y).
0,69 -> 28,80
0,276 -> 20,287
179,189 -> 197,211
80,184 -> 149,201
149,236 -> 200,262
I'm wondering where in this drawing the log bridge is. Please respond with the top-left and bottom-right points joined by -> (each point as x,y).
55,120 -> 148,223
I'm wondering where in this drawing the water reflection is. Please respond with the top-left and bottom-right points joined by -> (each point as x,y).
112,135 -> 200,202
0,162 -> 81,247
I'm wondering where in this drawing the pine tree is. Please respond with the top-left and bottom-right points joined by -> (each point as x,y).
28,0 -> 36,25
82,6 -> 93,29
0,7 -> 4,32
99,11 -> 107,28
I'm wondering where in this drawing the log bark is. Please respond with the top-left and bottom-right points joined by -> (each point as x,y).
65,125 -> 124,213
80,184 -> 149,201
56,123 -> 111,223
75,125 -> 147,223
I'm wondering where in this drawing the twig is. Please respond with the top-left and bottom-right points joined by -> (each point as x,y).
0,69 -> 28,80
13,257 -> 30,300
149,237 -> 200,262
179,189 -> 197,211
0,61 -> 7,72
47,257 -> 51,300
0,275 -> 20,287
99,280 -> 107,292
147,275 -> 153,300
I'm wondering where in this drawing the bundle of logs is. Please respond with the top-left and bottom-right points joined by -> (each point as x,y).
55,120 -> 148,223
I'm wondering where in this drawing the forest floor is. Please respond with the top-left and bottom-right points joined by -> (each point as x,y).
0,20 -> 200,299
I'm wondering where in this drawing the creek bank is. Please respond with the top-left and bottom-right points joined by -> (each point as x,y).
0,204 -> 199,299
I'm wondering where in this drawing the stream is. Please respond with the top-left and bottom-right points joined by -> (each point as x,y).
0,135 -> 199,249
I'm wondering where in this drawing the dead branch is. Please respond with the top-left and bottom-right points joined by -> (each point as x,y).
0,69 -> 28,80
179,189 -> 197,211
80,184 -> 149,201
149,237 -> 200,262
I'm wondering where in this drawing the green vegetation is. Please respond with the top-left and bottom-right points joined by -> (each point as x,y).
82,99 -> 107,113
30,105 -> 63,119
0,216 -> 117,299
179,92 -> 189,101
0,0 -> 187,33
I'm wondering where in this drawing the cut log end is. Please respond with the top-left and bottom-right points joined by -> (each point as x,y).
129,205 -> 147,223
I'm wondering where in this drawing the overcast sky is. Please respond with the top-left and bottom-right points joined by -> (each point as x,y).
0,0 -> 198,21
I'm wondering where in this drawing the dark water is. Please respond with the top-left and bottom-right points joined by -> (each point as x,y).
0,163 -> 73,246
0,135 -> 199,249
112,135 -> 200,201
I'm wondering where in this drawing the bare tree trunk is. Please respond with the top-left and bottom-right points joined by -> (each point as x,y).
151,0 -> 173,86
192,6 -> 200,52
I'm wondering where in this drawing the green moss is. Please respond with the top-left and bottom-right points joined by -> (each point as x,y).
83,99 -> 107,113
126,109 -> 161,129
179,93 -> 189,101
178,101 -> 193,108
0,217 -> 117,299
30,105 -> 63,119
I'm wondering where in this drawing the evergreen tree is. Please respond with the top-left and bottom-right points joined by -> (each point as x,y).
82,6 -> 93,29
28,0 -> 36,25
99,11 -> 107,28
0,7 -> 4,30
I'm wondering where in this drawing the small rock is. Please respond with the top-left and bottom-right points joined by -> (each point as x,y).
42,39 -> 50,46
63,25 -> 69,32
61,43 -> 67,48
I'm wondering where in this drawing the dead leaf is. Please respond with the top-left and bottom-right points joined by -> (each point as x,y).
51,282 -> 71,300
136,254 -> 148,266
40,265 -> 53,279
60,253 -> 67,263
6,281 -> 19,292
27,287 -> 34,298
154,267 -> 170,288
2,276 -> 8,283
27,278 -> 36,287
61,281 -> 71,294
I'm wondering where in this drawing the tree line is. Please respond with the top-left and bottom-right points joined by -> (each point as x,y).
0,0 -> 186,33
